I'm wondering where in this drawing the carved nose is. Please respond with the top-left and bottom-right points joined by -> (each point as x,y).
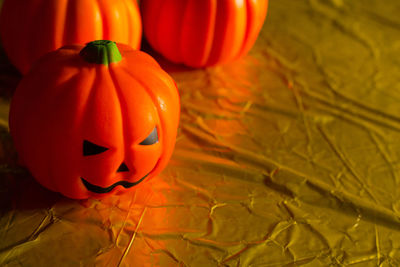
117,162 -> 129,172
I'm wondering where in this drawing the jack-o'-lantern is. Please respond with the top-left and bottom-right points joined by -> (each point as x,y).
140,0 -> 268,67
0,0 -> 142,73
9,40 -> 180,199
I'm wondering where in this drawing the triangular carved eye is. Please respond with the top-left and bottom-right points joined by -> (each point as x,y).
139,128 -> 158,145
83,140 -> 108,156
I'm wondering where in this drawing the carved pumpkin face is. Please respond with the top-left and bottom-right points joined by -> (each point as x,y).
9,41 -> 180,199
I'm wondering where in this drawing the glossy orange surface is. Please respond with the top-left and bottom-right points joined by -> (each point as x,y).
1,0 -> 400,266
0,0 -> 142,73
141,0 -> 268,67
9,42 -> 180,199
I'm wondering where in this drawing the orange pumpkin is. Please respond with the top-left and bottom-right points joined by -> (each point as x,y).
140,0 -> 268,67
0,0 -> 142,74
9,40 -> 180,199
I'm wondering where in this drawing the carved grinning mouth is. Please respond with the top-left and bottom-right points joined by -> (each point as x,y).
81,174 -> 149,194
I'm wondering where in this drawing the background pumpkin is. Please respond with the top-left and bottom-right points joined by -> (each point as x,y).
0,0 -> 142,74
140,0 -> 268,67
9,40 -> 180,199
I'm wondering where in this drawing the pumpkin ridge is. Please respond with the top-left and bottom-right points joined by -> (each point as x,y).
27,1 -> 49,72
155,0 -> 170,53
119,65 -> 166,176
236,0 -> 267,59
206,0 -> 246,66
179,0 -> 192,65
92,0 -> 105,40
169,0 -> 189,64
237,0 -> 252,59
204,0 -> 220,66
107,65 -> 130,163
204,0 -> 218,66
57,0 -> 68,48
181,0 -> 216,67
123,0 -> 142,47
63,0 -> 76,46
176,0 -> 189,64
57,68 -> 97,193
118,64 -> 163,133
122,0 -> 133,45
119,65 -> 162,118
95,0 -> 110,40
154,0 -> 185,64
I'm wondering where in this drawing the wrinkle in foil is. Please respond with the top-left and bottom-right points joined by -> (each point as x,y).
1,0 -> 400,266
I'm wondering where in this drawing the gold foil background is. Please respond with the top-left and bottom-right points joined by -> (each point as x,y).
1,0 -> 400,266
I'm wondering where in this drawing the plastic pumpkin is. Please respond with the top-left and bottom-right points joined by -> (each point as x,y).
0,0 -> 142,74
9,40 -> 180,199
140,0 -> 268,67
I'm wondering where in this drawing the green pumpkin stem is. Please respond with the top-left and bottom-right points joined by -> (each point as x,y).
79,40 -> 122,65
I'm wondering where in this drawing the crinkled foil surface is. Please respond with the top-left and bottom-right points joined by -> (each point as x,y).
1,0 -> 400,266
